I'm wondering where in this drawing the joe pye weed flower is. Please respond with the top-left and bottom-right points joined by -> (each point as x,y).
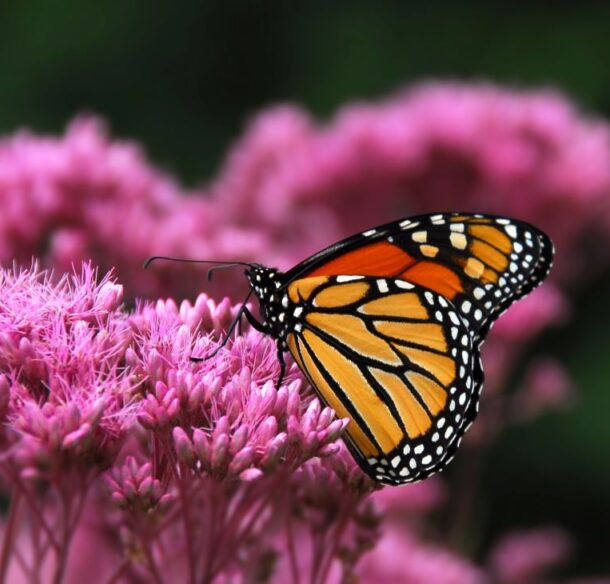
0,263 -> 377,583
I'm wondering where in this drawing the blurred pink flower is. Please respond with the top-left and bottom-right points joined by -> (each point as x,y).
372,476 -> 446,516
360,526 -> 484,584
511,358 -> 576,421
1,83 -> 609,308
488,526 -> 573,583
209,83 -> 610,282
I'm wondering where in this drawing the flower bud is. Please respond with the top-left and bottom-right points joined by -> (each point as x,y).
239,468 -> 264,482
173,427 -> 195,466
228,446 -> 255,476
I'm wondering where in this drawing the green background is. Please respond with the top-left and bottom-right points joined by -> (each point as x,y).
0,0 -> 608,576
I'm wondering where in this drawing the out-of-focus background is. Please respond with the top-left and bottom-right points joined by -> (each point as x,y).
1,1 -> 609,579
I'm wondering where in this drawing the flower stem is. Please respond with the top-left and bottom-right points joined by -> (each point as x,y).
13,474 -> 61,552
285,512 -> 300,584
52,493 -> 73,584
315,504 -> 352,584
178,470 -> 196,584
140,535 -> 164,584
103,558 -> 131,584
0,489 -> 22,582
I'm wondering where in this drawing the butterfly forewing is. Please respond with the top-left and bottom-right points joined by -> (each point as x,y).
285,213 -> 554,343
284,275 -> 480,485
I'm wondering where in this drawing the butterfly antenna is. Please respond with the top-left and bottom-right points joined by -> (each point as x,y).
190,288 -> 255,362
143,255 -> 255,270
207,263 -> 245,282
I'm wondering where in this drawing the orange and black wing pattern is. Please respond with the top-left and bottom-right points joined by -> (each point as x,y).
284,275 -> 477,485
283,213 -> 554,343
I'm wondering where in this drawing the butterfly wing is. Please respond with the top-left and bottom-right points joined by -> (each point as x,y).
283,213 -> 554,343
284,275 -> 478,485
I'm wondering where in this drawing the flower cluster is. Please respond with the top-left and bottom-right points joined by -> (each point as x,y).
0,263 -> 376,583
2,84 -> 609,304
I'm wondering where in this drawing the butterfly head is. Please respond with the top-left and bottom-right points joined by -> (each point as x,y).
245,265 -> 288,342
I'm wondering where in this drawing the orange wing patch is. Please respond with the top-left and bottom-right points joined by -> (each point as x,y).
288,276 -> 328,303
306,241 -> 415,278
400,262 -> 463,300
369,368 -> 432,438
395,345 -> 456,386
288,333 -> 379,457
469,225 -> 512,253
301,329 -> 403,454
470,239 -> 508,272
374,321 -> 447,352
305,312 -> 402,366
359,292 -> 429,319
405,372 -> 447,415
313,281 -> 370,308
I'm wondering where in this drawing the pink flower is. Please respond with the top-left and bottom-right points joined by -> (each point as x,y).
488,526 -> 573,583
359,526 -> 484,584
372,476 -> 446,516
0,262 -> 376,583
106,456 -> 173,513
0,263 -> 132,479
511,358 -> 576,421
1,82 -> 609,310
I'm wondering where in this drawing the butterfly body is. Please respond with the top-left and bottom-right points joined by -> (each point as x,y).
239,212 -> 553,486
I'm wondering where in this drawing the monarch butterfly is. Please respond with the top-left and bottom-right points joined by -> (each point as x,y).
146,212 -> 554,485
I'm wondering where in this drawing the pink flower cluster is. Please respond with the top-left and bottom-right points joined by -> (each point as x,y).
0,263 -> 376,583
1,84 -> 609,303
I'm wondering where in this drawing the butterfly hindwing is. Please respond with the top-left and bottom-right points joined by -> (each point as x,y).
284,275 -> 481,485
284,213 -> 554,343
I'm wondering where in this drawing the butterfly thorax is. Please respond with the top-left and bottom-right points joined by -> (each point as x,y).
246,266 -> 291,348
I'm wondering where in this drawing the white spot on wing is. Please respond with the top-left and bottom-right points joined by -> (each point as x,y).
412,231 -> 427,243
336,275 -> 365,283
395,280 -> 414,290
377,279 -> 389,293
505,225 -> 517,238
450,232 -> 467,249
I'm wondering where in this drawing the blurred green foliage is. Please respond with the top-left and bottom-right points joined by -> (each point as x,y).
0,0 -> 608,574
2,1 -> 610,181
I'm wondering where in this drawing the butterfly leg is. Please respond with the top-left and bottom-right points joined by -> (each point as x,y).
242,307 -> 266,333
243,307 -> 285,388
276,349 -> 286,390
190,304 -> 250,362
